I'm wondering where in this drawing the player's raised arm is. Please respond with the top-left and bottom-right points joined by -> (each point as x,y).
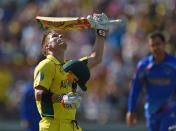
85,13 -> 109,68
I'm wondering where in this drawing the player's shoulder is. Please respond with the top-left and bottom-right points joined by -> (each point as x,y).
137,55 -> 151,69
166,53 -> 176,62
35,58 -> 55,71
165,53 -> 176,69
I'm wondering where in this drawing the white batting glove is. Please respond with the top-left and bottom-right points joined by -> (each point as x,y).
61,92 -> 82,109
87,13 -> 109,30
87,15 -> 96,28
93,13 -> 109,30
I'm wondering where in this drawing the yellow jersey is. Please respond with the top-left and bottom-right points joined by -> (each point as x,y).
34,55 -> 76,120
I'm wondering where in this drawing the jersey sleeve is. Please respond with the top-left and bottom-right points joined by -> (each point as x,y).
34,62 -> 55,90
128,61 -> 146,112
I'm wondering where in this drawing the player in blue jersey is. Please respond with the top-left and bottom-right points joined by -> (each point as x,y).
20,80 -> 41,131
126,31 -> 176,131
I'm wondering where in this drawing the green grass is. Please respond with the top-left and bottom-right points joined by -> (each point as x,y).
0,120 -> 146,131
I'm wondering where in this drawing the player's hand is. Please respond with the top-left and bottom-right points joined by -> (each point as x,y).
126,112 -> 137,127
61,92 -> 82,109
87,13 -> 109,30
93,13 -> 109,30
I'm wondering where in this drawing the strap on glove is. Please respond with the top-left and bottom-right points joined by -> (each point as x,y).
87,13 -> 109,37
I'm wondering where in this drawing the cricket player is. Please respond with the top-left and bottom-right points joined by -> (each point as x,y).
33,13 -> 109,131
126,31 -> 176,131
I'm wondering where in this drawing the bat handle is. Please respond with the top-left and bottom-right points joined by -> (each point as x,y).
101,19 -> 124,25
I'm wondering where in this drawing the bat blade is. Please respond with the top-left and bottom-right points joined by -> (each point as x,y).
36,16 -> 123,30
36,16 -> 92,30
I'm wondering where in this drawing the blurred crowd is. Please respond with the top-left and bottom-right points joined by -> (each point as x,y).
0,0 -> 176,125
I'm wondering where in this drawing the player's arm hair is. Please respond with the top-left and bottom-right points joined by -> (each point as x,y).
86,35 -> 105,69
35,85 -> 62,103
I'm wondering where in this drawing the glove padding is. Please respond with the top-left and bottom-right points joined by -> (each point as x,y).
61,92 -> 82,109
87,13 -> 109,30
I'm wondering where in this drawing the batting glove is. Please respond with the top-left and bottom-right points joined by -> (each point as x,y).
61,92 -> 82,109
87,13 -> 109,30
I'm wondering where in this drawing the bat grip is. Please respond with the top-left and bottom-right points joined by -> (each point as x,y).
101,19 -> 123,25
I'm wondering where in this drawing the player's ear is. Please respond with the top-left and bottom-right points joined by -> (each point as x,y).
45,43 -> 49,49
42,43 -> 48,56
44,43 -> 52,55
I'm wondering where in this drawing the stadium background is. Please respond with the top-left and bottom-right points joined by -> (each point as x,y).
0,0 -> 176,130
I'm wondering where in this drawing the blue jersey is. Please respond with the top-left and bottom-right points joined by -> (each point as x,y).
20,80 -> 41,131
128,53 -> 176,118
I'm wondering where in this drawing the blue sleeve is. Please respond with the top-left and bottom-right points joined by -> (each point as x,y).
128,61 -> 145,112
20,88 -> 29,120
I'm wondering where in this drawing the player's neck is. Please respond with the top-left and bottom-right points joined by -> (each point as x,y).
56,53 -> 65,64
49,52 -> 65,64
154,52 -> 166,63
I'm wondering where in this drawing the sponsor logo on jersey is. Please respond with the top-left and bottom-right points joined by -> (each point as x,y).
36,72 -> 44,81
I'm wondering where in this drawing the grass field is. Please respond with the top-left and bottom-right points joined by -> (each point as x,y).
0,120 -> 146,131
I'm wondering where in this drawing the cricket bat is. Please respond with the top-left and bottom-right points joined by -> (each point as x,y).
36,16 -> 122,30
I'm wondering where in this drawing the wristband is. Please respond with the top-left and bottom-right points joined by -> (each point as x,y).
41,90 -> 54,117
96,29 -> 107,37
42,90 -> 53,101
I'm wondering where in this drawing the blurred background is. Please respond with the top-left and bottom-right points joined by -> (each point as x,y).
0,0 -> 176,130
